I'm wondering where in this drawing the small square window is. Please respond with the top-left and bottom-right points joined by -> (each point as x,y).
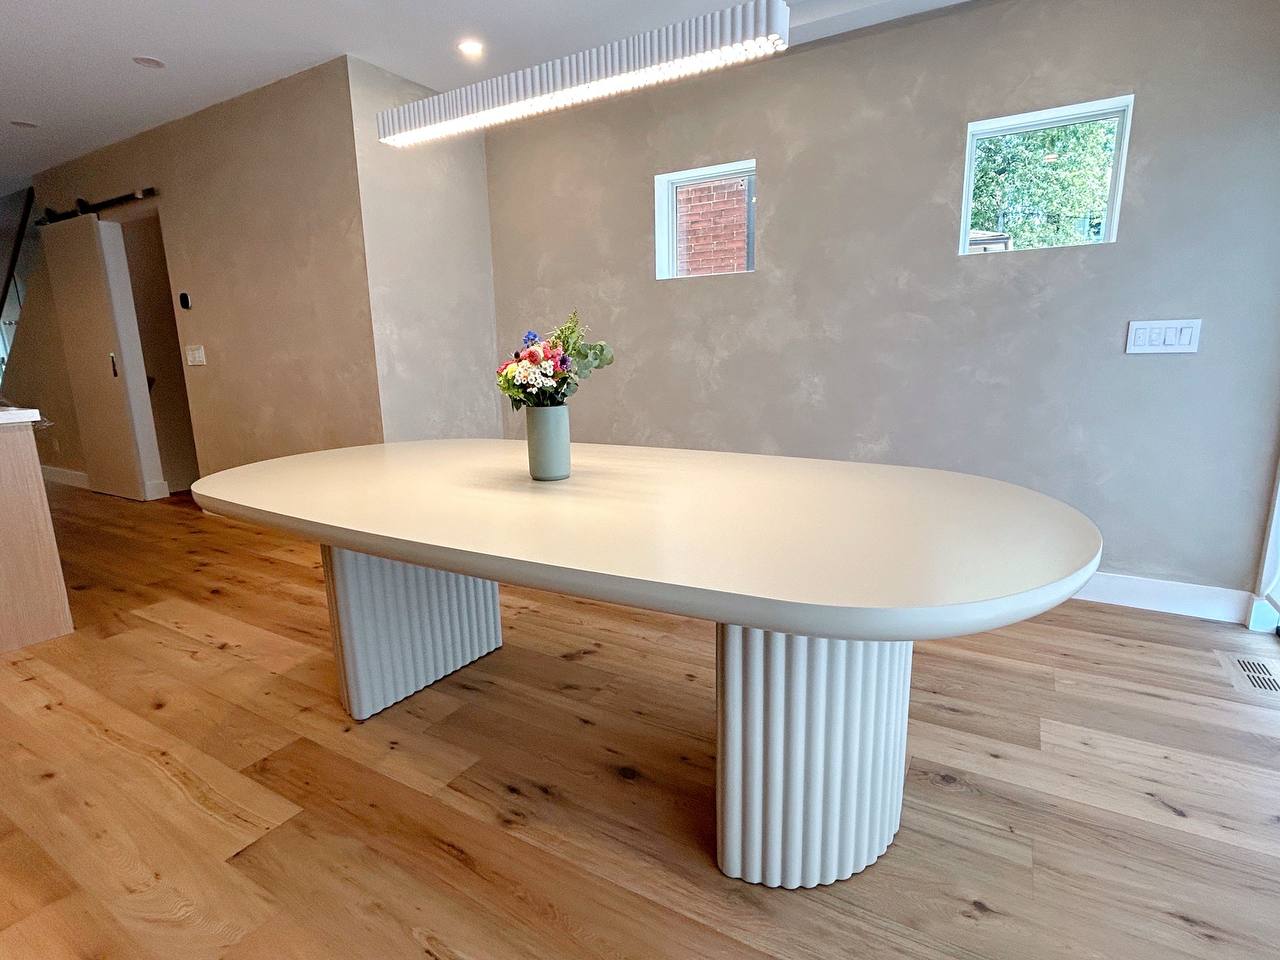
655,160 -> 756,280
960,96 -> 1134,254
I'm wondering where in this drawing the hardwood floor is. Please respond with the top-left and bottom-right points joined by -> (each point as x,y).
3,482 -> 1279,959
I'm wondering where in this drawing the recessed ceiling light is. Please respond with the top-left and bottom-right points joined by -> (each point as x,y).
9,120 -> 39,129
132,56 -> 166,69
457,39 -> 484,59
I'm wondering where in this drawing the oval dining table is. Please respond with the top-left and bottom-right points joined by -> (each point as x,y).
192,439 -> 1101,889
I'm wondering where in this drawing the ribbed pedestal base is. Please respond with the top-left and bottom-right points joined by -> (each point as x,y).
322,546 -> 502,720
717,625 -> 913,888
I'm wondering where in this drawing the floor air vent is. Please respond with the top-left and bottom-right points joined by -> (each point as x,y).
1216,650 -> 1280,697
1238,658 -> 1280,693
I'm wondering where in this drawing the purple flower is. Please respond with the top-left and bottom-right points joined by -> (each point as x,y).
559,355 -> 572,370
522,330 -> 540,347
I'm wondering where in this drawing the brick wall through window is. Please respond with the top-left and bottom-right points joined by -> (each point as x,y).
675,175 -> 753,277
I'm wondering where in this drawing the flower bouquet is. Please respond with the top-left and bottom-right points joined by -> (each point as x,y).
496,311 -> 613,480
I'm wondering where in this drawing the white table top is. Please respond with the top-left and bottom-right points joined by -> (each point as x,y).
192,440 -> 1101,642
0,408 -> 41,425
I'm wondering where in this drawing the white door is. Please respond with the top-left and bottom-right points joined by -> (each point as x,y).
41,216 -> 166,500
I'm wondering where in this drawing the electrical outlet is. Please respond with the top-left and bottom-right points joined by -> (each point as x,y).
1127,319 -> 1200,354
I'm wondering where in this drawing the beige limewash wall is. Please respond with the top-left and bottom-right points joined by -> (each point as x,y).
32,57 -> 384,474
9,2 -> 1276,594
484,0 -> 1280,592
18,55 -> 499,477
346,58 -> 502,442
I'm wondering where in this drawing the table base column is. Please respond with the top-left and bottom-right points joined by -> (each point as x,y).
717,625 -> 913,888
322,546 -> 502,720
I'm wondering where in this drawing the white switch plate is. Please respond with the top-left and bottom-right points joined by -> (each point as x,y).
1127,319 -> 1200,354
185,344 -> 207,366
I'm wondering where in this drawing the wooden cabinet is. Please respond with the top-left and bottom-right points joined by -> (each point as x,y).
0,410 -> 73,650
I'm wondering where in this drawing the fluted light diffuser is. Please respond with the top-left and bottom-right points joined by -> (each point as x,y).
378,0 -> 790,147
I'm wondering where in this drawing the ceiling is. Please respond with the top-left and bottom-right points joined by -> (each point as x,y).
0,0 -> 969,195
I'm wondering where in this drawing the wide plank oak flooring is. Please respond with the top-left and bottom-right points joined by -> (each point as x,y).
1,483 -> 1278,959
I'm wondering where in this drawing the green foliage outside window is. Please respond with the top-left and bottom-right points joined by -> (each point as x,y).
969,117 -> 1118,250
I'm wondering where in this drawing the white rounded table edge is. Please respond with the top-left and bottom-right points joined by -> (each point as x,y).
191,489 -> 1100,644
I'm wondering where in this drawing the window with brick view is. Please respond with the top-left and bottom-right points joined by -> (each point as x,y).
675,175 -> 752,277
654,159 -> 756,280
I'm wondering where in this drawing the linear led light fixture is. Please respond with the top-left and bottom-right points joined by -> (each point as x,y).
378,0 -> 790,147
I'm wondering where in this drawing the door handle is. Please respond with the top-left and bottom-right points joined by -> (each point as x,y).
109,352 -> 118,377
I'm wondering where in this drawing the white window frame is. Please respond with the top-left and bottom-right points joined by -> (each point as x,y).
654,158 -> 756,280
958,94 -> 1135,255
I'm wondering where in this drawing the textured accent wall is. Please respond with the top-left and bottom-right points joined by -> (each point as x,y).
32,57 -> 383,475
485,0 -> 1280,592
346,58 -> 502,443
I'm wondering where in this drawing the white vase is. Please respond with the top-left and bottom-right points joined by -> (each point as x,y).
526,405 -> 570,481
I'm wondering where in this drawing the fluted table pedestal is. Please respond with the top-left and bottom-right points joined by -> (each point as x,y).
322,546 -> 502,720
717,625 -> 913,888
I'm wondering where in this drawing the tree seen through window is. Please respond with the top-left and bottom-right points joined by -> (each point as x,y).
969,117 -> 1118,251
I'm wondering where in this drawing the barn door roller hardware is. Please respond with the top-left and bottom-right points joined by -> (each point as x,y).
34,187 -> 158,226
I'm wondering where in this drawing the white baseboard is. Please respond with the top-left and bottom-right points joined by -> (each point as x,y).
144,478 -> 171,501
41,465 -> 90,489
1073,571 -> 1261,628
41,466 -> 175,501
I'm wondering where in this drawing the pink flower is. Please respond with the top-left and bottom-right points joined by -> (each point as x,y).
521,347 -> 542,364
497,359 -> 515,374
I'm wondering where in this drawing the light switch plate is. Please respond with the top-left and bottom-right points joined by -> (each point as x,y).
1127,319 -> 1200,354
185,344 -> 207,366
